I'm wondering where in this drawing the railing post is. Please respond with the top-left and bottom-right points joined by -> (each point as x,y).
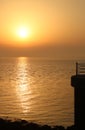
76,62 -> 78,75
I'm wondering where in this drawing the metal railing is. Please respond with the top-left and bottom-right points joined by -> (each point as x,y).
76,62 -> 85,75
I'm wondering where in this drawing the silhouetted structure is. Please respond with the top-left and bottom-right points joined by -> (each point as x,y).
71,62 -> 85,129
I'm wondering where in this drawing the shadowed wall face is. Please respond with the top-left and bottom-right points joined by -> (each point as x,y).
75,87 -> 85,129
71,75 -> 85,129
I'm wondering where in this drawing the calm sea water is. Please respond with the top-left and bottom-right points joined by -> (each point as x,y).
0,57 -> 75,127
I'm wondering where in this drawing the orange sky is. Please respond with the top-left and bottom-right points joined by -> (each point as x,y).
0,0 -> 85,58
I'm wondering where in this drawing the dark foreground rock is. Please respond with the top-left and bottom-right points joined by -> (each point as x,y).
0,118 -> 78,130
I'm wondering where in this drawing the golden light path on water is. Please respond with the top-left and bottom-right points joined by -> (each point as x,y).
16,57 -> 31,114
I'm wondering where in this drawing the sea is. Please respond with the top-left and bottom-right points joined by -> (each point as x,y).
0,57 -> 76,127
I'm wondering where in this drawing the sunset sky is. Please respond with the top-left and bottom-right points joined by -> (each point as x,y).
0,0 -> 85,59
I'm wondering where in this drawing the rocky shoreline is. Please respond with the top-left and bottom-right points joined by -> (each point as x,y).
0,118 -> 77,130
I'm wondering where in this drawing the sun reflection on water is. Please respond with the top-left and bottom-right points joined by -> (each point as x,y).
16,57 -> 31,113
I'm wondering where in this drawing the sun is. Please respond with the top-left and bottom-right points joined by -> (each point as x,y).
19,28 -> 27,38
17,27 -> 30,38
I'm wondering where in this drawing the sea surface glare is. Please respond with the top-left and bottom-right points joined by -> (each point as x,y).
0,57 -> 75,127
